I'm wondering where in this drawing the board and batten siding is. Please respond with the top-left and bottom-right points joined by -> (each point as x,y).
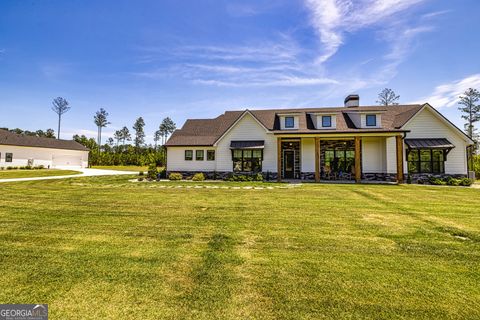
301,138 -> 315,172
166,147 -> 216,172
216,113 -> 277,172
0,145 -> 88,168
402,107 -> 468,174
362,137 -> 386,173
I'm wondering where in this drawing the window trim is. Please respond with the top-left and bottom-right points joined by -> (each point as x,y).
407,149 -> 446,174
195,150 -> 204,161
5,153 -> 13,163
365,114 -> 377,127
184,150 -> 193,161
322,115 -> 332,128
284,116 -> 295,128
207,150 -> 215,161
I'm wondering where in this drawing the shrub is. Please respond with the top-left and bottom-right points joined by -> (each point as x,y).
169,172 -> 183,180
253,173 -> 263,181
147,163 -> 158,180
137,177 -> 144,182
224,174 -> 257,182
428,176 -> 446,185
459,178 -> 474,186
34,165 -> 45,170
192,173 -> 205,181
139,171 -> 144,176
157,168 -> 167,180
406,173 -> 412,184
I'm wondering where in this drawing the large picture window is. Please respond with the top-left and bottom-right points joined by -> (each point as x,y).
407,149 -> 445,174
232,149 -> 263,172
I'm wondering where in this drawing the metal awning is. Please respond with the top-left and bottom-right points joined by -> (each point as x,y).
230,140 -> 265,149
404,138 -> 455,150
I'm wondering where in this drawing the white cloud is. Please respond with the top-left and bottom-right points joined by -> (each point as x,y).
414,74 -> 480,108
304,0 -> 426,63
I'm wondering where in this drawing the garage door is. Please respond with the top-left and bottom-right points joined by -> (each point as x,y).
52,155 -> 82,167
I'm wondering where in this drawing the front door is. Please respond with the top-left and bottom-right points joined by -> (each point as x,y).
284,151 -> 295,179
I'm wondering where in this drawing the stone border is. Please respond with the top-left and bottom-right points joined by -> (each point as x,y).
129,179 -> 302,190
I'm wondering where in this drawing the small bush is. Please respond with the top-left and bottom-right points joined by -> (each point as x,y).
428,176 -> 446,185
459,178 -> 474,186
147,163 -> 158,180
137,177 -> 144,182
253,173 -> 263,181
169,172 -> 183,180
139,171 -> 144,176
157,168 -> 167,179
34,165 -> 45,170
192,173 -> 205,181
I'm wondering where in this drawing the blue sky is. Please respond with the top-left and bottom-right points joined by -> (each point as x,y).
1,0 -> 479,142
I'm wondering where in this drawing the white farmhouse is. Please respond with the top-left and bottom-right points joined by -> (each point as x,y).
165,95 -> 475,183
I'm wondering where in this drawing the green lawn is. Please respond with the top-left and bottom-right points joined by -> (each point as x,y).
0,169 -> 81,179
92,165 -> 149,172
0,177 -> 479,319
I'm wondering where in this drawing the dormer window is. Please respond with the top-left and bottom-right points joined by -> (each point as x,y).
322,116 -> 332,128
366,114 -> 377,127
285,116 -> 294,128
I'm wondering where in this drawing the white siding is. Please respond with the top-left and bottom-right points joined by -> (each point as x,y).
301,138 -> 315,172
403,107 -> 468,174
166,147 -> 217,171
216,113 -> 276,172
0,145 -> 88,168
362,137 -> 386,173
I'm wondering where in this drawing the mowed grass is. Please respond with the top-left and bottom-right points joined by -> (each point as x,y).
92,165 -> 149,172
0,177 -> 479,319
0,169 -> 81,179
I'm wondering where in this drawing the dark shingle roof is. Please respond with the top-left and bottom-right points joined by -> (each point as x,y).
165,104 -> 424,146
0,129 -> 89,151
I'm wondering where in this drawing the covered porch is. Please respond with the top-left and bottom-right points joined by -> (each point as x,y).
276,134 -> 405,183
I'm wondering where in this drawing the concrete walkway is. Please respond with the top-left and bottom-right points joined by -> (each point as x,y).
0,168 -> 137,183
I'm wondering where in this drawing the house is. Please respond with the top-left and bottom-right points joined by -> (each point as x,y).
165,95 -> 475,182
0,129 -> 89,168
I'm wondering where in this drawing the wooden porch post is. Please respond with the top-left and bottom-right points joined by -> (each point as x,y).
354,137 -> 361,183
277,137 -> 282,182
315,137 -> 320,182
396,135 -> 404,183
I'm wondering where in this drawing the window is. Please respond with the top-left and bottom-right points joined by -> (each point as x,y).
196,150 -> 204,161
207,150 -> 215,161
5,153 -> 13,163
184,150 -> 193,161
366,114 -> 377,127
285,116 -> 294,128
322,115 -> 332,127
232,149 -> 263,172
407,149 -> 445,174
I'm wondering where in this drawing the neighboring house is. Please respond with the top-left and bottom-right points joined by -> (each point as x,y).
0,129 -> 89,168
165,95 -> 475,182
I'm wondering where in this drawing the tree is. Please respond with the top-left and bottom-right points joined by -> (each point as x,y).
106,137 -> 114,147
376,88 -> 400,106
458,88 -> 480,140
45,129 -> 56,138
159,117 -> 176,145
153,129 -> 162,150
133,117 -> 146,149
120,126 -> 132,148
114,130 -> 123,147
51,97 -> 71,139
93,108 -> 111,148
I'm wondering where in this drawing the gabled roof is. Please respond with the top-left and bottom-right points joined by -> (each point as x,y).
165,104 -> 424,146
0,129 -> 89,151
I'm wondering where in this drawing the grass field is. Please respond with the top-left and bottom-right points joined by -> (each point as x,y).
0,176 -> 479,319
0,169 -> 81,179
92,165 -> 149,172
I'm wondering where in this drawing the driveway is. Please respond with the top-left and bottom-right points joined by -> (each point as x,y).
0,168 -> 137,183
